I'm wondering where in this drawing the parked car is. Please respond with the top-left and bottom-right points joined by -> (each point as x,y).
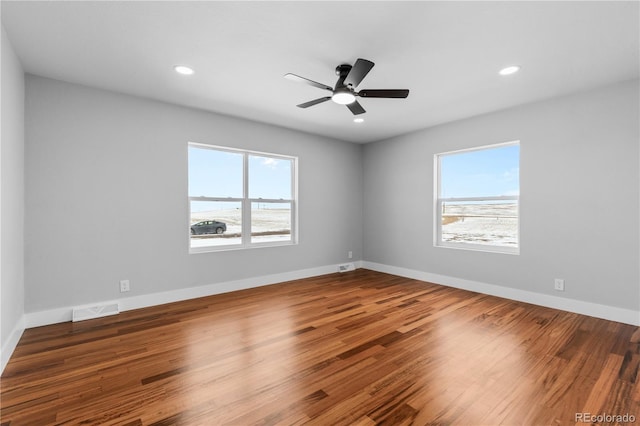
190,220 -> 227,235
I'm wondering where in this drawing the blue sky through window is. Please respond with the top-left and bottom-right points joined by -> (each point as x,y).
189,146 -> 292,211
440,144 -> 519,198
249,155 -> 292,199
188,147 -> 242,198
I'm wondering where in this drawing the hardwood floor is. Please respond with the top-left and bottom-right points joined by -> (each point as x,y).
1,269 -> 638,425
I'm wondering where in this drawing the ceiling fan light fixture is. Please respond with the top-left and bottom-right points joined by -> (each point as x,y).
332,90 -> 356,105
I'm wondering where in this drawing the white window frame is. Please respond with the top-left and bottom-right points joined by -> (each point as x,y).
434,141 -> 520,255
188,142 -> 298,253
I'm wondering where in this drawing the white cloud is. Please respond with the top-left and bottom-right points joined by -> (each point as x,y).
262,158 -> 279,169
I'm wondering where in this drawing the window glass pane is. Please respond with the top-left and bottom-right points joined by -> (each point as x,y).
190,201 -> 242,248
248,155 -> 292,199
440,144 -> 519,198
188,146 -> 243,198
441,200 -> 518,247
251,202 -> 291,244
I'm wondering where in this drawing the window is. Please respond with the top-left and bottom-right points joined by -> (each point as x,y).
435,141 -> 520,254
188,143 -> 297,252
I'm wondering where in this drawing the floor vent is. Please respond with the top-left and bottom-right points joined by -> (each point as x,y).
72,303 -> 120,322
338,263 -> 356,273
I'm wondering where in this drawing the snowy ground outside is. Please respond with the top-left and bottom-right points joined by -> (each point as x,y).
190,204 -> 517,248
442,203 -> 518,247
190,208 -> 291,247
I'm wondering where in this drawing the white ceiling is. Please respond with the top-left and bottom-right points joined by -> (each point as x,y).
2,1 -> 638,144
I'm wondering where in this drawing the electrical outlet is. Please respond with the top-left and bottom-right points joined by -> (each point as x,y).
554,278 -> 565,292
120,279 -> 130,293
348,251 -> 353,259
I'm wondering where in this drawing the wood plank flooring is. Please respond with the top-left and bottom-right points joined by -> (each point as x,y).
1,269 -> 638,425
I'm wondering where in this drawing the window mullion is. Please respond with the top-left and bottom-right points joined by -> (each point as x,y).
440,195 -> 519,203
189,196 -> 243,203
435,198 -> 442,245
242,153 -> 250,247
248,198 -> 292,203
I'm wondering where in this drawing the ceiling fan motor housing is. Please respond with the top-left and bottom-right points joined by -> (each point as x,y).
335,64 -> 353,89
336,64 -> 353,78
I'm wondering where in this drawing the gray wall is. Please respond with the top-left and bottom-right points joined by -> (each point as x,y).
17,72 -> 640,319
24,75 -> 363,313
1,26 -> 25,359
363,79 -> 639,311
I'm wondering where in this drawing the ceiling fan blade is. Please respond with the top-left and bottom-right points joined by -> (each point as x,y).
358,89 -> 410,98
344,58 -> 374,88
346,100 -> 366,115
297,97 -> 332,108
284,73 -> 333,92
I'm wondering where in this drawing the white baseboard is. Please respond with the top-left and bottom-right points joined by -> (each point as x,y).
25,262 -> 361,329
362,261 -> 640,326
1,314 -> 25,374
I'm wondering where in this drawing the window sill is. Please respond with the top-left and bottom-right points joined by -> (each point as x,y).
189,240 -> 297,254
435,241 -> 520,255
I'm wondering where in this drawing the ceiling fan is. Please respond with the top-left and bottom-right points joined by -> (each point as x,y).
284,58 -> 409,115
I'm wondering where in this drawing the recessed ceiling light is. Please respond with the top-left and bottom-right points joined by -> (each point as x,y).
174,65 -> 194,75
353,118 -> 364,123
499,65 -> 520,76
